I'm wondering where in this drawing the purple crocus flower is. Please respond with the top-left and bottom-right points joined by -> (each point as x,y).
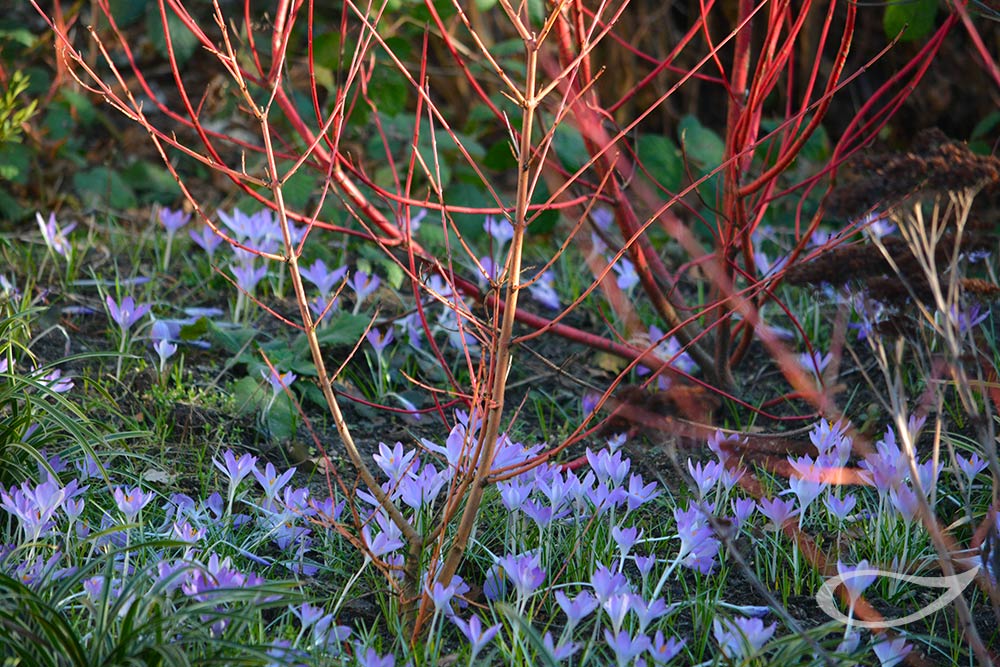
483,214 -> 514,245
649,630 -> 686,664
252,462 -> 296,502
189,225 -> 224,258
674,503 -> 720,574
758,496 -> 798,530
613,257 -> 640,291
38,368 -> 73,393
497,552 -> 545,599
527,270 -> 560,310
624,474 -> 660,512
354,645 -> 394,667
261,368 -> 296,396
214,451 -> 258,488
872,636 -> 912,667
611,525 -> 642,558
956,452 -> 988,486
159,207 -> 191,233
106,295 -> 151,333
837,559 -> 877,607
604,629 -> 651,667
543,632 -> 579,661
37,212 -> 76,257
349,271 -> 381,310
366,328 -> 394,355
591,564 -> 631,604
824,493 -> 857,522
889,484 -> 921,524
300,259 -> 347,296
555,590 -> 599,630
428,578 -> 458,614
452,613 -> 500,661
113,486 -> 153,522
230,262 -> 268,294
373,442 -> 418,483
713,616 -> 776,660
150,320 -> 177,371
687,459 -> 721,498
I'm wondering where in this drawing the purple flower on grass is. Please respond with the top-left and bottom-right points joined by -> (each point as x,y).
956,452 -> 988,486
713,616 -> 776,660
214,451 -> 258,488
1,478 -> 68,540
398,462 -> 447,509
758,496 -> 798,530
603,592 -> 632,634
543,632 -> 579,661
428,578 -> 459,615
837,559 -> 877,608
190,225 -> 224,258
732,497 -> 756,529
299,259 -> 347,296
824,493 -> 857,522
591,564 -> 631,603
497,552 -> 545,599
611,525 -> 642,559
674,503 -> 720,574
613,257 -> 640,291
367,328 -> 394,355
649,630 -> 685,664
159,207 -> 191,233
253,462 -> 296,502
889,484 -> 921,524
604,629 -> 651,667
527,270 -> 560,310
484,215 -> 514,245
483,562 -> 506,600
113,486 -> 153,522
38,369 -> 73,393
872,636 -> 912,667
374,442 -> 417,483
349,271 -> 381,309
107,295 -> 151,333
587,448 -> 631,487
37,212 -> 76,257
687,459 -> 721,498
354,645 -> 394,667
452,613 -> 500,660
631,596 -> 671,632
231,262 -> 268,294
635,554 -> 657,579
556,590 -> 599,629
262,368 -> 296,396
625,474 -> 659,512
150,320 -> 177,370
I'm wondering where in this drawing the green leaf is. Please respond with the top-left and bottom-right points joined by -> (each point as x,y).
884,0 -> 937,42
552,122 -> 589,172
315,313 -> 372,347
119,160 -> 181,203
178,317 -> 211,340
636,134 -> 683,192
208,321 -> 258,356
0,143 -> 30,184
678,115 -> 725,170
72,167 -> 137,210
108,0 -> 148,28
147,9 -> 199,66
368,67 -> 409,116
230,376 -> 266,415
